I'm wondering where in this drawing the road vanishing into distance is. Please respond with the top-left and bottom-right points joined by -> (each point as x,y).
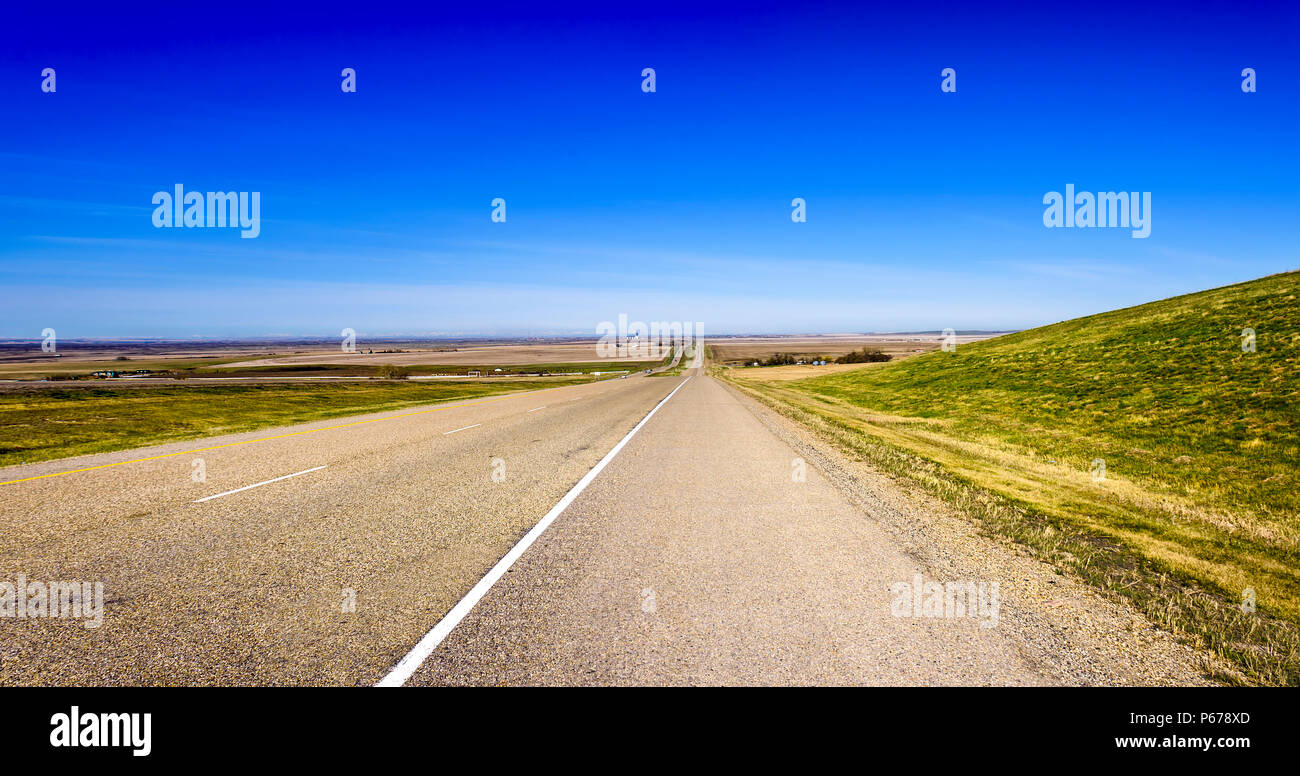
0,349 -> 1211,686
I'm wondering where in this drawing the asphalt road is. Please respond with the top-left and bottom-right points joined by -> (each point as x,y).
0,354 -> 1209,685
0,373 -> 681,684
406,372 -> 1045,685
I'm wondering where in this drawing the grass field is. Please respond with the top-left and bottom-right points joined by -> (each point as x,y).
707,335 -> 948,365
1,358 -> 663,381
721,270 -> 1300,685
191,360 -> 661,378
0,378 -> 593,467
0,356 -> 244,380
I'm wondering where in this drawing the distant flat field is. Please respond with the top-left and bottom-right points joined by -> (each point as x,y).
717,362 -> 892,381
707,333 -> 1005,363
221,343 -> 655,368
0,355 -> 242,379
0,339 -> 661,379
0,335 -> 1003,379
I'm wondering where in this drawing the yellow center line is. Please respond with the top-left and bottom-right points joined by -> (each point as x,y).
0,382 -> 585,487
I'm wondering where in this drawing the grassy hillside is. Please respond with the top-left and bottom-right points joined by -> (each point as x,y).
724,271 -> 1300,684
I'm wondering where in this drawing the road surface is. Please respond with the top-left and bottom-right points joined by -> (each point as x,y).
0,360 -> 1209,685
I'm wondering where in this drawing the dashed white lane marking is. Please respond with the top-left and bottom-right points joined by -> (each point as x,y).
192,465 -> 328,503
527,406 -> 546,413
375,376 -> 693,687
443,424 -> 482,435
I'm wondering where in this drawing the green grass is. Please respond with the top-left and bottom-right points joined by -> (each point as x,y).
0,378 -> 591,467
192,359 -> 662,377
650,346 -> 695,376
723,270 -> 1300,684
5,358 -> 664,381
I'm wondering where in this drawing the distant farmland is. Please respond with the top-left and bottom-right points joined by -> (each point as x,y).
707,334 -> 1004,365
0,338 -> 665,380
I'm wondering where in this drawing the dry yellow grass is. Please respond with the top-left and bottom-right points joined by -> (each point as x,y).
708,335 -> 944,364
719,362 -> 891,382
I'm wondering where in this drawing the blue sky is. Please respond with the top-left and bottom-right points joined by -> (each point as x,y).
2,1 -> 1297,338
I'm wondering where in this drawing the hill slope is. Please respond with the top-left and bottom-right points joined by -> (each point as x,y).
725,271 -> 1300,684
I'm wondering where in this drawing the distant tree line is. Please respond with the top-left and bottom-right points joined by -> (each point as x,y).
836,347 -> 891,363
753,347 -> 891,367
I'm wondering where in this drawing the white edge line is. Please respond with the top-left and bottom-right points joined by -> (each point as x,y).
526,406 -> 546,412
192,465 -> 327,503
443,423 -> 482,435
375,375 -> 692,687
